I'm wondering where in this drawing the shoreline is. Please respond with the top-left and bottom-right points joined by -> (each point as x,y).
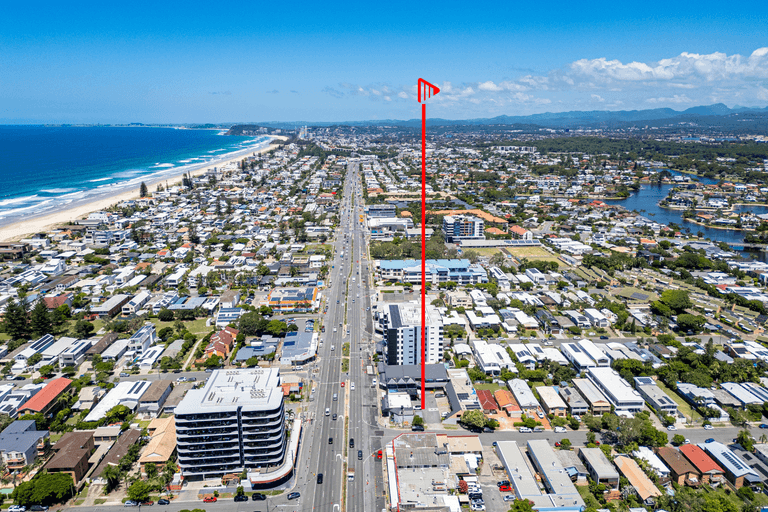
0,137 -> 286,242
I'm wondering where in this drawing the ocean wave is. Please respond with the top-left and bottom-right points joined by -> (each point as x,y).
0,195 -> 40,207
0,199 -> 53,216
152,163 -> 175,168
89,177 -> 111,182
40,188 -> 78,194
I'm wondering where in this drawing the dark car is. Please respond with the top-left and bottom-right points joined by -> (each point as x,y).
157,499 -> 170,505
600,335 -> 609,339
350,438 -> 354,448
317,473 -> 324,484
234,495 -> 248,502
358,450 -> 363,460
497,481 -> 510,487
252,493 -> 267,501
705,438 -> 715,443
468,493 -> 483,501
329,437 -> 333,444
287,492 -> 301,500
411,425 -> 424,432
30,506 -> 49,512
760,424 -> 768,429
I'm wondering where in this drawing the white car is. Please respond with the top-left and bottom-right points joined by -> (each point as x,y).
9,506 -> 26,512
554,426 -> 566,433
667,425 -> 677,431
504,495 -> 515,502
704,424 -> 714,430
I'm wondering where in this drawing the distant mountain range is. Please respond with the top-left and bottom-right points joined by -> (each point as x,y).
231,103 -> 768,132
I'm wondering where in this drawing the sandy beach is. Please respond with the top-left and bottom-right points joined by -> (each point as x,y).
0,137 -> 286,242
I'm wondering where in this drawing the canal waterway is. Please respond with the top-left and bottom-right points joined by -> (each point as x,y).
602,171 -> 768,260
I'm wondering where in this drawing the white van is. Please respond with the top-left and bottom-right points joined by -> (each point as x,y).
331,345 -> 335,351
519,427 -> 532,433
325,408 -> 330,416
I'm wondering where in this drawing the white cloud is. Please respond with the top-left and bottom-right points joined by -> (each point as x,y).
591,94 -> 605,102
759,87 -> 768,101
397,91 -> 409,99
478,81 -> 503,92
646,94 -> 692,104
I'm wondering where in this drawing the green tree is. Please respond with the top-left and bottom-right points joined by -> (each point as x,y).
38,364 -> 55,378
28,353 -> 43,366
102,463 -> 121,492
139,182 -> 149,198
30,301 -> 52,337
559,438 -> 572,450
2,296 -> 28,340
127,479 -> 151,502
11,472 -> 74,506
661,289 -> 692,312
73,319 -> 95,338
459,409 -> 487,429
145,462 -> 157,480
672,434 -> 686,446
412,415 -> 424,426
511,499 -> 536,512
157,308 -> 174,322
737,429 -> 755,451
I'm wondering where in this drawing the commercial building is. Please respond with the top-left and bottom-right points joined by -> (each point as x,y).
495,441 -> 584,512
377,259 -> 488,285
279,331 -> 317,365
579,447 -> 619,489
382,303 -> 443,365
586,367 -> 644,413
442,214 -> 484,242
267,287 -> 317,312
175,368 -> 288,480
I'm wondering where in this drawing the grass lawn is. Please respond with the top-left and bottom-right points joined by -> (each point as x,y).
94,499 -> 107,505
506,246 -> 556,259
474,383 -> 503,393
148,317 -> 211,335
138,420 -> 151,428
49,432 -> 64,443
655,380 -> 703,422
468,248 -> 505,257
303,244 -> 332,254
341,358 -> 349,372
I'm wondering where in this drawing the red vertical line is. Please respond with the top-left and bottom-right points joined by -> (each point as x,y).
421,102 -> 427,411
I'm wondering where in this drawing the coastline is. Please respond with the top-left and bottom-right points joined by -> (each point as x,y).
0,137 -> 286,242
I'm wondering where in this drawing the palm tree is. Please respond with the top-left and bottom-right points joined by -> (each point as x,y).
102,464 -> 121,492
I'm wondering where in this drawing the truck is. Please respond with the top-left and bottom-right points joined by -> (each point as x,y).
347,468 -> 355,481
366,365 -> 374,376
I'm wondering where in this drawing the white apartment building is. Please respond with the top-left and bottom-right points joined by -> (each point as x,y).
382,303 -> 443,365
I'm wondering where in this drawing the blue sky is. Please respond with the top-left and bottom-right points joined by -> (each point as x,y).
2,0 -> 767,123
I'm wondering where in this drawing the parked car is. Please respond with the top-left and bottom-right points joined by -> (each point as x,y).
30,506 -> 49,512
139,502 -> 154,507
8,506 -> 26,512
554,426 -> 566,433
519,427 -> 532,433
233,495 -> 248,502
666,425 -> 677,431
760,424 -> 768,429
499,485 -> 512,492
497,481 -> 510,487
411,425 -> 424,432
252,493 -> 267,501
504,495 -> 516,501
124,501 -> 138,507
203,497 -> 217,503
287,492 -> 301,500
704,424 -> 714,430
705,438 -> 715,443
157,499 -> 170,505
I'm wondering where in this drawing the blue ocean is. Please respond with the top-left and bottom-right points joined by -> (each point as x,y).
0,126 -> 269,226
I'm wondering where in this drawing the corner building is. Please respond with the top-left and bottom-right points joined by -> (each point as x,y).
175,368 -> 286,479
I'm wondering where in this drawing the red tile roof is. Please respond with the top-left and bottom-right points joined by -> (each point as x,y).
19,377 -> 72,413
679,444 -> 724,474
476,389 -> 498,411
